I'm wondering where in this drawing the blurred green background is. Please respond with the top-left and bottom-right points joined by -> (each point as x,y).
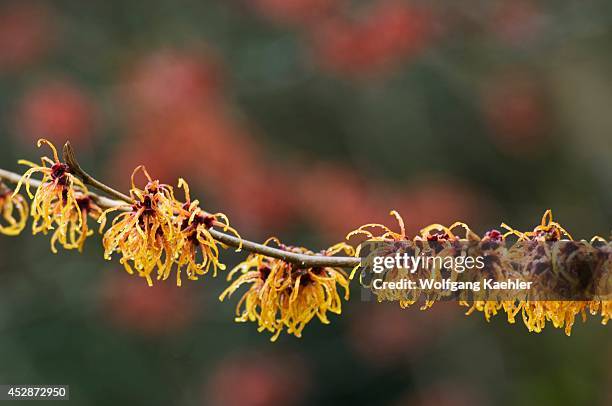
0,0 -> 610,405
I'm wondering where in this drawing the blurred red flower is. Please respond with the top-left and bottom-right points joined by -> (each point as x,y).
390,177 -> 489,236
309,1 -> 433,78
490,0 -> 544,47
14,79 -> 97,147
219,163 -> 296,232
482,72 -> 549,154
204,352 -> 308,406
122,49 -> 223,119
360,0 -> 432,62
298,163 -> 385,239
0,1 -> 55,71
100,272 -> 196,336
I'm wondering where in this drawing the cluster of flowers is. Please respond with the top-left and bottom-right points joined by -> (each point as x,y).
247,0 -> 433,78
349,210 -> 611,336
0,139 -> 356,341
97,167 -> 241,287
0,139 -> 609,340
220,239 -> 353,341
3,139 -> 240,287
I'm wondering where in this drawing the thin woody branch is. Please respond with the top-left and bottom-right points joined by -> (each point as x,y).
62,142 -> 133,204
0,151 -> 362,269
208,229 -> 360,268
0,168 -> 123,209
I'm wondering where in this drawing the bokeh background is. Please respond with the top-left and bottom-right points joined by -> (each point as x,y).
0,0 -> 611,405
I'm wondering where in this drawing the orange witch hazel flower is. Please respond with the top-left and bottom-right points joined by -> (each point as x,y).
13,139 -> 99,252
220,238 -> 354,341
98,166 -> 180,286
173,178 -> 241,286
0,182 -> 29,236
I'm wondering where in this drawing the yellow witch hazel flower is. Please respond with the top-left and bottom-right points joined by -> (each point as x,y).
350,209 -> 610,336
461,229 -> 521,323
280,243 -> 353,339
474,210 -> 610,336
13,139 -> 97,252
220,244 -> 281,337
98,166 -> 180,286
499,210 -> 580,335
348,210 -> 478,308
220,238 -> 354,341
0,182 -> 29,236
173,178 -> 241,286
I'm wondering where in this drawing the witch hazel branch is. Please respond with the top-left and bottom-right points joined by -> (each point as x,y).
0,139 -> 609,341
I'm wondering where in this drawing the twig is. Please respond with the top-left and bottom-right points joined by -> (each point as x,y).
0,150 -> 362,269
62,142 -> 134,204
208,229 -> 360,268
0,168 -> 124,209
